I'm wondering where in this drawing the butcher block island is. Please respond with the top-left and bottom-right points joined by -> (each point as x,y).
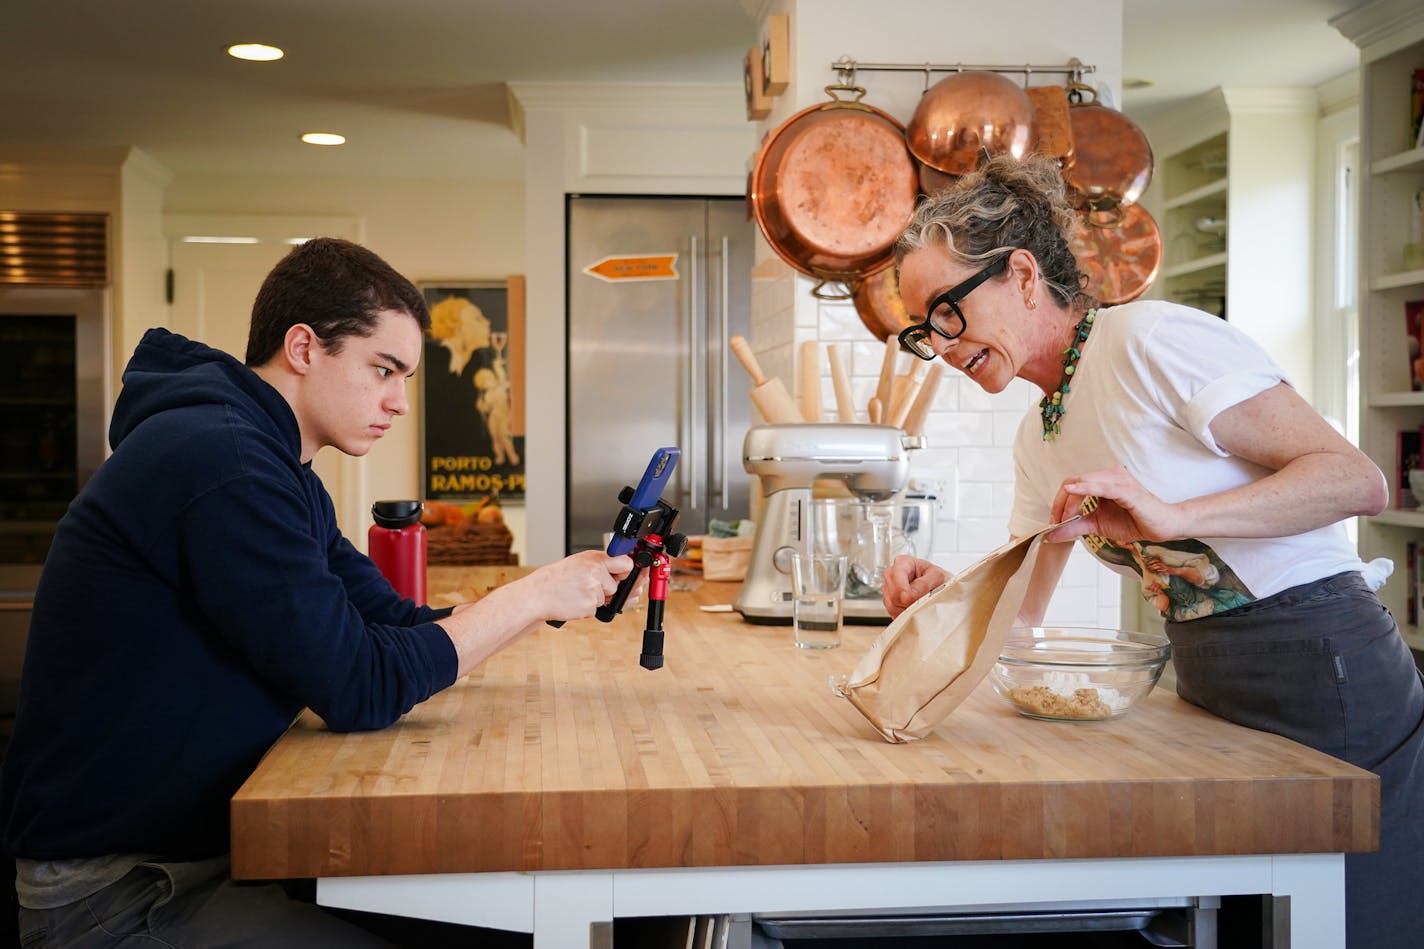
231,569 -> 1376,946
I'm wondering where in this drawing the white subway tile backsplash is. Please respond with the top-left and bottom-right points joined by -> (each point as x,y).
992,411 -> 1029,446
957,516 -> 1006,553
959,376 -> 1037,413
990,481 -> 1017,516
923,411 -> 994,447
955,446 -> 1015,481
954,482 -> 993,520
942,551 -> 981,574
1043,584 -> 1100,626
1059,544 -> 1100,584
816,302 -> 865,339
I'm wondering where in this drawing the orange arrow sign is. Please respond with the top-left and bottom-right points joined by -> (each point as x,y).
582,254 -> 679,282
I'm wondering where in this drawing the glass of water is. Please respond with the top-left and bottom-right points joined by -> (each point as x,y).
790,554 -> 847,649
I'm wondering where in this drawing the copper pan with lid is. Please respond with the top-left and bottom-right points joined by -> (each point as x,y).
906,70 -> 1039,176
749,85 -> 919,296
1069,202 -> 1162,305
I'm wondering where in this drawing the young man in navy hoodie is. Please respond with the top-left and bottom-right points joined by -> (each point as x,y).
0,238 -> 630,946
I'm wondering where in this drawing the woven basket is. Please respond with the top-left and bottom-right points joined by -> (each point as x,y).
427,518 -> 516,566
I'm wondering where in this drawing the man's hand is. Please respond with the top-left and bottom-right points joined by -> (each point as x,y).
522,550 -> 633,623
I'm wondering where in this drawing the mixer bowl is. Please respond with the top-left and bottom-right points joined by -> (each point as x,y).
809,497 -> 933,598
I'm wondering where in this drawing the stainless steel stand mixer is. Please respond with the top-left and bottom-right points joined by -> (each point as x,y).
733,423 -> 922,624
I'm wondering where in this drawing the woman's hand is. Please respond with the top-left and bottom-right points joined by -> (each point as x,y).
881,555 -> 949,618
1047,465 -> 1182,545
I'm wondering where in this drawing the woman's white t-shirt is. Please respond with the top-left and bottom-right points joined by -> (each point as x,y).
1007,299 -> 1367,622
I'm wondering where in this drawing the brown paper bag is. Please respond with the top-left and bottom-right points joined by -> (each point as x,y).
837,521 -> 1063,743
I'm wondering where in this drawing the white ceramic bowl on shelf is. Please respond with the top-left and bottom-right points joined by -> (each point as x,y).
989,627 -> 1171,722
1409,468 -> 1424,507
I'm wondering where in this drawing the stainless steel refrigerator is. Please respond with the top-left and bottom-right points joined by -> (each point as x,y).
566,196 -> 753,553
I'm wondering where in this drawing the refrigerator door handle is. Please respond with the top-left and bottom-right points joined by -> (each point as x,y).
685,234 -> 700,512
719,235 -> 730,511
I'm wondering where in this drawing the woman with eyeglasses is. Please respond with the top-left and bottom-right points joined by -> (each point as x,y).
882,153 -> 1422,949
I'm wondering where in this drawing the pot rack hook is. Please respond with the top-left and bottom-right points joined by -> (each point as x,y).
1022,63 -> 1033,88
922,64 -> 932,94
832,55 -> 857,86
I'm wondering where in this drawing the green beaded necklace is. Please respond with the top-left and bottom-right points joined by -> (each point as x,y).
1040,308 -> 1096,441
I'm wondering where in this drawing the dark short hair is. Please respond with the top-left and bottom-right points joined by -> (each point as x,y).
244,237 -> 430,365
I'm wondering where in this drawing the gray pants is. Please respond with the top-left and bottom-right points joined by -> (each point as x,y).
17,855 -> 394,948
1168,571 -> 1424,949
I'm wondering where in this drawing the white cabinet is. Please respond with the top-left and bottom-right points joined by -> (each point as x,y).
1140,89 -> 1317,394
1158,130 -> 1229,317
1335,0 -> 1424,650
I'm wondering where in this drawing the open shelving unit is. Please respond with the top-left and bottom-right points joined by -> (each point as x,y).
1141,87 -> 1316,394
1335,0 -> 1424,650
1158,131 -> 1230,316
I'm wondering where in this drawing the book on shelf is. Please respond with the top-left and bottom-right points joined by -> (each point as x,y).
1416,543 -> 1424,630
1408,300 -> 1424,390
1410,540 -> 1420,628
1415,68 -> 1424,149
1397,427 -> 1422,508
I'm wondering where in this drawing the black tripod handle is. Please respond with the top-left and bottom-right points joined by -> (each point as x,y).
639,598 -> 665,670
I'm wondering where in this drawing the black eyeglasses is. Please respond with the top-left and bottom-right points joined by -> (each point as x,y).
897,252 -> 1011,360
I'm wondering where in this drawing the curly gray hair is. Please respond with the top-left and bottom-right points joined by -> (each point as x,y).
895,153 -> 1095,310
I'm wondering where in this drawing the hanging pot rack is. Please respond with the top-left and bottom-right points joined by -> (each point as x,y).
830,56 -> 1095,90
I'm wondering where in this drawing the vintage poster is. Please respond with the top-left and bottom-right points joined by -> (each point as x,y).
420,279 -> 526,500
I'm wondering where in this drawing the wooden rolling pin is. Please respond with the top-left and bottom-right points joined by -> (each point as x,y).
874,337 -> 900,417
901,363 -> 946,436
826,343 -> 857,422
729,336 -> 803,424
888,365 -> 924,428
799,339 -> 822,422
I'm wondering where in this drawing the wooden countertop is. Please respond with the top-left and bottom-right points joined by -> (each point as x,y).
230,570 -> 1378,880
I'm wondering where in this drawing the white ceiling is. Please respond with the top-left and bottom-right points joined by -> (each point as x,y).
0,0 -> 1365,182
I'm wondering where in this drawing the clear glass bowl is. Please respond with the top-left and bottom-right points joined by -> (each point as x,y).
989,627 -> 1171,722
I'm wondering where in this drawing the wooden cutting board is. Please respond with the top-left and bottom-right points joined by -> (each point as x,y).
231,577 -> 1377,880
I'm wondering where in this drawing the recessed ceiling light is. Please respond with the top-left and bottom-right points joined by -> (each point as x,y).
227,43 -> 284,62
301,132 -> 346,146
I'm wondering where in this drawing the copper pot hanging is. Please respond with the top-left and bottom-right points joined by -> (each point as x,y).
1062,85 -> 1154,222
749,85 -> 919,294
917,160 -> 957,197
1069,202 -> 1162,305
905,71 -> 1039,176
850,266 -> 913,341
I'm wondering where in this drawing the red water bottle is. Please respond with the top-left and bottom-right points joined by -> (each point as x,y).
368,500 -> 427,604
